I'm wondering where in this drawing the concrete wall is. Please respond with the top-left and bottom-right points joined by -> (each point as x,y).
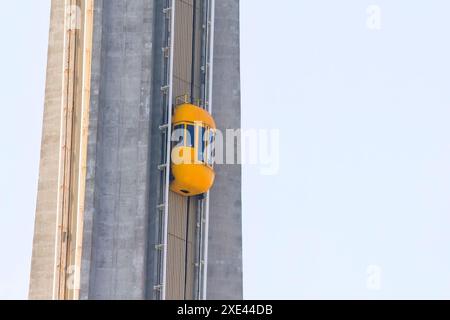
29,0 -> 66,300
80,0 -> 157,299
207,0 -> 243,300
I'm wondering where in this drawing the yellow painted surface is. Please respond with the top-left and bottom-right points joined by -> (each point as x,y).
171,164 -> 215,196
172,103 -> 216,129
170,103 -> 216,196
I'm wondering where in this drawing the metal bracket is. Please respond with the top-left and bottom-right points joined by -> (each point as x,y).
159,124 -> 169,131
154,285 -> 164,291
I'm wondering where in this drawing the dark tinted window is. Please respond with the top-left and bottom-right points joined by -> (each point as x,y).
198,126 -> 206,163
208,130 -> 215,166
186,124 -> 195,148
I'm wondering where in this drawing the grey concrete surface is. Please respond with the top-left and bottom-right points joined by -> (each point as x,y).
80,0 -> 157,299
29,0 -> 65,300
207,0 -> 243,300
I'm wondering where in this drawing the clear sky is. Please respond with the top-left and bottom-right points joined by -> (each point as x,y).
0,1 -> 50,299
1,0 -> 450,300
241,0 -> 450,299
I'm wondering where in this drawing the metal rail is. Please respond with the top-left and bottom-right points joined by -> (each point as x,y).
155,0 -> 215,300
202,0 -> 216,300
196,0 -> 215,300
155,0 -> 176,300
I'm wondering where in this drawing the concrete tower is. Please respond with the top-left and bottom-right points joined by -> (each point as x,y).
29,0 -> 242,300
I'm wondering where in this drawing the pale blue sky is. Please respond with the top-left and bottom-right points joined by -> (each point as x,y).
1,0 -> 450,299
0,1 -> 50,299
241,0 -> 450,299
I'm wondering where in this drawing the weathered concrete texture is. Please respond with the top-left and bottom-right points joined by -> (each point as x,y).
207,0 -> 243,299
80,0 -> 157,299
29,0 -> 66,300
31,0 -> 242,301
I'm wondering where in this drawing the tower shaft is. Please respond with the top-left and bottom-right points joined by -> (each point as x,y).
29,0 -> 242,300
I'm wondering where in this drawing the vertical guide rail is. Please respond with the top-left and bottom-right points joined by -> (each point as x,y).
194,0 -> 208,299
194,0 -> 207,296
155,0 -> 176,300
196,0 -> 215,300
202,0 -> 215,300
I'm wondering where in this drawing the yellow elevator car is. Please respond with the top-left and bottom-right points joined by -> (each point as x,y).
170,101 -> 216,196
